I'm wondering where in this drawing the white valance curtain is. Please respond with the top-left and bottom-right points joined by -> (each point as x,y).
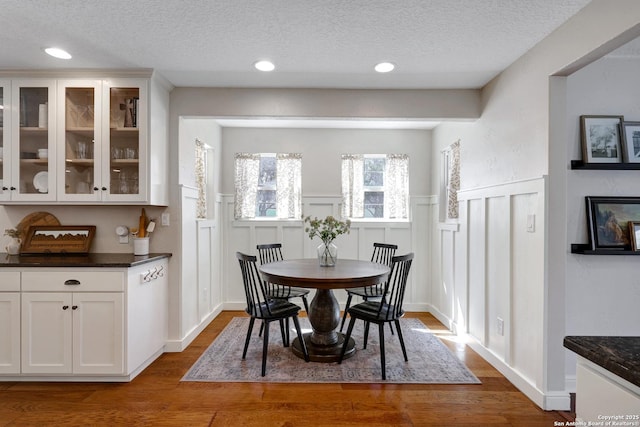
384,154 -> 410,219
234,153 -> 260,219
276,153 -> 302,219
234,153 -> 302,219
447,140 -> 461,219
195,139 -> 207,219
341,154 -> 365,218
341,154 -> 409,219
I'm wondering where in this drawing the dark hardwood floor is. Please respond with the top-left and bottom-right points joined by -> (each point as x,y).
0,311 -> 574,426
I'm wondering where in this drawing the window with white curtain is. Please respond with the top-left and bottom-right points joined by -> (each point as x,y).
341,154 -> 409,220
234,152 -> 302,219
195,139 -> 207,219
441,140 -> 460,221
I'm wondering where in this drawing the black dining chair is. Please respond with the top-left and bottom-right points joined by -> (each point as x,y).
256,243 -> 310,314
340,243 -> 398,333
338,252 -> 414,380
236,251 -> 309,376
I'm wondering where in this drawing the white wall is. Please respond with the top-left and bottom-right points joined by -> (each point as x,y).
0,205 -> 169,253
564,56 -> 640,375
166,87 -> 480,347
216,127 -> 433,312
220,127 -> 431,195
167,117 -> 223,349
429,0 -> 640,411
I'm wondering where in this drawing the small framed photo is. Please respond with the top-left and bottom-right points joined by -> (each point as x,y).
586,196 -> 640,251
620,121 -> 640,163
629,222 -> 640,251
580,115 -> 624,163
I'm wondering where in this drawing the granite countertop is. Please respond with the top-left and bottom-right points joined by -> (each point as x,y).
564,336 -> 640,388
0,252 -> 172,268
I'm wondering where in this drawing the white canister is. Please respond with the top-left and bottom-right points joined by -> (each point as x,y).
133,237 -> 149,256
38,104 -> 48,128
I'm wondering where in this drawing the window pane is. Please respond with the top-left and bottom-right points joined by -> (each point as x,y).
256,190 -> 277,217
258,156 -> 276,187
256,155 -> 277,217
364,158 -> 384,187
364,191 -> 384,218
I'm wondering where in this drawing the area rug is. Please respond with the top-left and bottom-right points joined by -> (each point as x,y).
182,317 -> 480,384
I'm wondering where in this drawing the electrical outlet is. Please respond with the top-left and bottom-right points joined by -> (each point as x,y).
497,317 -> 504,336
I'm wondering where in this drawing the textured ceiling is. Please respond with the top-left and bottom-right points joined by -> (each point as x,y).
0,0 -> 595,89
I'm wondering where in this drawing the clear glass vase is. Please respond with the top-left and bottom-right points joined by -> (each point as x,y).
317,241 -> 338,267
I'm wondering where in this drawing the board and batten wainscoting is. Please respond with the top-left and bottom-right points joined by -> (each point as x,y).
167,185 -> 224,352
174,179 -> 556,410
434,176 -> 554,409
220,194 -> 434,313
170,189 -> 435,353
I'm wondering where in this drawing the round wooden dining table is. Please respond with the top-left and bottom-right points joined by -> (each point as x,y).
259,258 -> 390,362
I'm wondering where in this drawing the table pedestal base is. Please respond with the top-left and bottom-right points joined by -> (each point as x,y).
292,332 -> 355,363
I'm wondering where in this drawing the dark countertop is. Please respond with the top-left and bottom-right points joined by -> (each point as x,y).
564,336 -> 640,388
0,252 -> 172,268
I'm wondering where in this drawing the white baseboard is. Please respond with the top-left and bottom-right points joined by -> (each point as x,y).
465,336 -> 571,411
164,305 -> 223,352
425,304 -> 454,330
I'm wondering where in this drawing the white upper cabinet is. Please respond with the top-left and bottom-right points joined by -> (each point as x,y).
8,79 -> 57,202
102,78 -> 148,203
0,71 -> 168,205
0,79 -> 9,201
57,79 -> 102,202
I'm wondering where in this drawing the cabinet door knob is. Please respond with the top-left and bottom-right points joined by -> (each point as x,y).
72,305 -> 78,310
10,186 -> 16,191
62,305 -> 69,310
64,279 -> 81,286
1,187 -> 7,191
93,186 -> 99,191
102,187 -> 107,191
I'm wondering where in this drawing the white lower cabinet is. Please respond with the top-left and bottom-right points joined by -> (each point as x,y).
21,292 -> 124,375
2,258 -> 168,381
0,271 -> 21,374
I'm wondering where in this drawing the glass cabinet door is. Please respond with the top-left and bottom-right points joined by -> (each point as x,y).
104,79 -> 147,202
58,80 -> 101,201
0,80 -> 9,200
11,80 -> 56,201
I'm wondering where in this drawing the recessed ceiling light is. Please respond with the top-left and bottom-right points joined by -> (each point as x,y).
44,47 -> 72,60
374,62 -> 395,73
254,60 -> 275,72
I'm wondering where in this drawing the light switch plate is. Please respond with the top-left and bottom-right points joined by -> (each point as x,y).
527,214 -> 535,233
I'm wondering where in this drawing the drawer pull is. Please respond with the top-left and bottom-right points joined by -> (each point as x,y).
64,279 -> 81,286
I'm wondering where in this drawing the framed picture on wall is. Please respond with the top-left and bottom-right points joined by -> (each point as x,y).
586,196 -> 640,250
620,121 -> 640,163
629,221 -> 640,251
580,115 -> 624,163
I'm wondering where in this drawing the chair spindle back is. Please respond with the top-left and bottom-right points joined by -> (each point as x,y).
256,243 -> 284,264
368,243 -> 397,294
379,253 -> 414,321
371,242 -> 397,267
236,251 -> 272,318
